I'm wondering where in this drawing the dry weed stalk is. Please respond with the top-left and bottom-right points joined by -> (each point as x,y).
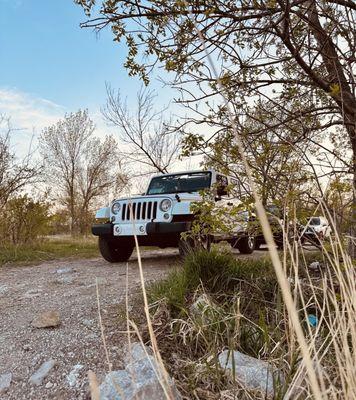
88,370 -> 100,400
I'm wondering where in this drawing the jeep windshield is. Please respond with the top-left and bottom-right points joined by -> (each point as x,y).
146,172 -> 212,195
308,217 -> 321,226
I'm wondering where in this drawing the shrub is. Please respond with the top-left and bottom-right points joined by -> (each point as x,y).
149,249 -> 278,317
149,269 -> 188,312
184,249 -> 276,293
0,195 -> 53,245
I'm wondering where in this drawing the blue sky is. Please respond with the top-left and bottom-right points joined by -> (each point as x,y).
0,0 -> 173,131
0,0 -> 202,173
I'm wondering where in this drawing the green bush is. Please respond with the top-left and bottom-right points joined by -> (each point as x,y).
0,195 -> 53,245
149,269 -> 188,312
149,249 -> 277,314
184,249 -> 276,292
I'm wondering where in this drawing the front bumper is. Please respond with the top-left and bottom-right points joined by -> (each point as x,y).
92,223 -> 112,236
146,221 -> 191,234
92,221 -> 191,237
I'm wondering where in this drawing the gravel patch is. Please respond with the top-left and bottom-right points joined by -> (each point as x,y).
0,249 -> 180,399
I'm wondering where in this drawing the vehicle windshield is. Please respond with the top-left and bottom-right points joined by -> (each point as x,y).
309,217 -> 320,226
146,172 -> 212,195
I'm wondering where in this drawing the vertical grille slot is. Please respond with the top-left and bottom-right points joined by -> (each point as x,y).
153,201 -> 157,219
137,202 -> 141,220
132,203 -> 137,220
122,203 -> 126,221
142,202 -> 146,219
126,203 -> 131,220
147,202 -> 152,220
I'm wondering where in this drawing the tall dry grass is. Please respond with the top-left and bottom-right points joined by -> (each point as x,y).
96,207 -> 355,400
91,8 -> 355,399
281,207 -> 356,399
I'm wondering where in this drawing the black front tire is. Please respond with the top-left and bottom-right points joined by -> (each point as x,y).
231,235 -> 255,254
98,236 -> 134,263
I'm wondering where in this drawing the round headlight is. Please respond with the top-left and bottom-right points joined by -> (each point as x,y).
159,199 -> 172,212
111,202 -> 121,215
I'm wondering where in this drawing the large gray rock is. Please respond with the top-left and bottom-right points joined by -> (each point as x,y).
29,359 -> 56,386
100,342 -> 181,400
219,350 -> 275,398
0,372 -> 12,394
124,342 -> 153,364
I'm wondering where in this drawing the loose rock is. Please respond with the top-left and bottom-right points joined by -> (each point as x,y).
29,359 -> 56,386
0,285 -> 8,295
0,372 -> 12,394
56,267 -> 73,274
31,311 -> 60,328
219,350 -> 276,398
66,364 -> 83,388
82,319 -> 94,328
309,261 -> 321,270
23,289 -> 42,299
100,342 -> 181,400
56,275 -> 74,284
45,381 -> 53,389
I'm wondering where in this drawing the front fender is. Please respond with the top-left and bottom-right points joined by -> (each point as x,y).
95,207 -> 110,220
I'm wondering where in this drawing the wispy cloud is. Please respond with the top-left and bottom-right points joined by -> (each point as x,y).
0,88 -> 66,158
0,88 -> 114,159
0,88 -> 65,132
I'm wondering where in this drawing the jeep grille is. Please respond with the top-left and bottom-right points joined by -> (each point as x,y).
121,201 -> 158,221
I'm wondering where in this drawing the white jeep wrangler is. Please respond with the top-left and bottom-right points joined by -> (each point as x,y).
92,169 -> 255,262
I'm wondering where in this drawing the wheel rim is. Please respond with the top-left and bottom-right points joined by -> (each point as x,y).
248,236 -> 254,249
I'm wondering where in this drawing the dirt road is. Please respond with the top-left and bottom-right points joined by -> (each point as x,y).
0,248 -> 264,400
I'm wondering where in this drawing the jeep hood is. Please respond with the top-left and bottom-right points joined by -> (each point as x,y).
112,192 -> 202,203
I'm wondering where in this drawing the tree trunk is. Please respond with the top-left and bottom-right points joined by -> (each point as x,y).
351,141 -> 356,259
70,190 -> 76,236
307,0 -> 356,259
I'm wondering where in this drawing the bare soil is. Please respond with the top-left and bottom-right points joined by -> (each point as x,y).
0,248 -> 265,400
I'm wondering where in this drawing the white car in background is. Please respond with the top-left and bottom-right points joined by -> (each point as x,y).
302,216 -> 331,243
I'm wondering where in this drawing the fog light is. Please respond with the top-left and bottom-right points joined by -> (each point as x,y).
163,213 -> 170,220
139,225 -> 145,233
114,225 -> 121,234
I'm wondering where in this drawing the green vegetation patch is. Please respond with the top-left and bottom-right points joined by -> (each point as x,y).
149,249 -> 277,315
0,236 -> 99,267
147,250 -> 285,397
